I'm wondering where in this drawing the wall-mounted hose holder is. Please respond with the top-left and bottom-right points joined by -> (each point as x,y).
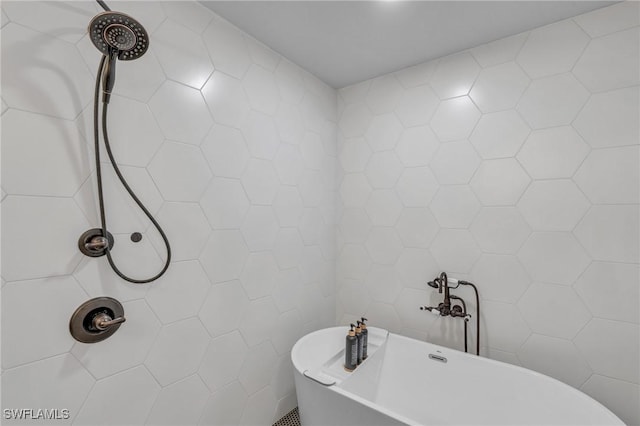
69,297 -> 125,343
78,228 -> 114,257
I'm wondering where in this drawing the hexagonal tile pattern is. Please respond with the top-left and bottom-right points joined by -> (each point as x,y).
469,110 -> 530,159
365,75 -> 403,114
72,299 -> 161,378
395,167 -> 439,207
300,131 -> 325,170
2,354 -> 94,425
517,73 -> 589,129
516,126 -> 590,179
395,208 -> 439,249
199,331 -> 248,392
430,52 -> 480,99
573,27 -> 640,93
395,247 -> 439,290
574,205 -> 639,263
241,111 -> 281,161
146,261 -> 211,324
575,319 -> 639,383
365,151 -> 404,189
203,18 -> 251,79
200,381 -> 247,426
273,228 -> 304,269
149,81 -> 213,145
2,109 -> 91,196
2,277 -> 86,369
516,20 -> 589,78
146,375 -> 210,426
395,126 -> 440,167
340,137 -> 372,172
517,334 -> 591,388
153,19 -> 213,89
430,229 -> 481,274
469,62 -> 529,113
574,146 -> 639,204
1,196 -> 87,281
395,84 -> 439,127
517,180 -> 590,231
470,158 -> 530,206
150,203 -> 211,262
340,173 -> 372,208
241,205 -> 279,251
199,230 -> 249,284
238,297 -> 279,346
518,232 -> 590,285
148,141 -> 212,201
430,186 -> 480,229
364,227 -> 403,265
470,207 -> 531,254
470,32 -> 528,68
1,23 -> 93,120
573,86 -> 639,149
199,280 -> 250,338
430,140 -> 481,185
75,366 -> 160,426
202,125 -> 249,179
243,64 -> 279,115
241,159 -> 279,205
365,113 -> 403,152
575,262 -> 639,324
200,178 -> 250,230
365,189 -> 403,226
240,386 -> 277,426
338,244 -> 373,280
430,96 -> 481,142
339,102 -> 373,138
202,71 -> 250,128
470,254 -> 530,303
145,318 -> 210,386
482,301 -> 531,353
240,252 -> 279,300
274,102 -> 305,144
518,283 -> 591,339
273,186 -> 304,227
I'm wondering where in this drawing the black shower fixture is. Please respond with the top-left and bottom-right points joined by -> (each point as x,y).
78,0 -> 171,283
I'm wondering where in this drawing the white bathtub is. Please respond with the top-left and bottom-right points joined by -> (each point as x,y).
292,327 -> 623,426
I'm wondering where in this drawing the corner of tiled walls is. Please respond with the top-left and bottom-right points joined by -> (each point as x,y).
1,1 -> 336,424
335,2 -> 639,424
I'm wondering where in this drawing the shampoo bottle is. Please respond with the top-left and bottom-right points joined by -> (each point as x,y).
355,322 -> 363,364
360,317 -> 368,360
345,324 -> 357,372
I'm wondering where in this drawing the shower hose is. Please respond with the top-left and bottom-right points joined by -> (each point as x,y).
92,54 -> 171,283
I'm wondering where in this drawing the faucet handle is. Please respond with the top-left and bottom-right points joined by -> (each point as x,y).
92,312 -> 126,331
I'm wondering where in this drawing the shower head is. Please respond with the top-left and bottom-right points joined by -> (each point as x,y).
427,279 -> 440,289
88,11 -> 149,103
88,11 -> 149,60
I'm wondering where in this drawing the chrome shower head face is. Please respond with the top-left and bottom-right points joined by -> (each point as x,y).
88,11 -> 149,60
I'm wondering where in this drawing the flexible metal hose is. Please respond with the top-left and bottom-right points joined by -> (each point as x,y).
93,55 -> 171,283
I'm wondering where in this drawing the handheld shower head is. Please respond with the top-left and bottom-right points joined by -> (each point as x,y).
88,11 -> 149,60
88,11 -> 149,103
427,280 -> 439,289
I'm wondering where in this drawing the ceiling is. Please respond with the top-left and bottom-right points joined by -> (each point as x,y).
200,1 -> 617,88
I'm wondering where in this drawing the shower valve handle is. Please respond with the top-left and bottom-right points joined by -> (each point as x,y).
92,312 -> 126,331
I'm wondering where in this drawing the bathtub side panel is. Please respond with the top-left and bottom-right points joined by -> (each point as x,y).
294,370 -> 404,426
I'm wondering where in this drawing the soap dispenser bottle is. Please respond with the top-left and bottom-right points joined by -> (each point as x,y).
355,322 -> 363,365
345,324 -> 357,372
360,317 -> 368,360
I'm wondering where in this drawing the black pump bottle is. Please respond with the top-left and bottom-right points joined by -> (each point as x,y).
345,324 -> 357,371
360,317 -> 368,360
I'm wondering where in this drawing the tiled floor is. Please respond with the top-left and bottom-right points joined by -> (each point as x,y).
273,407 -> 301,426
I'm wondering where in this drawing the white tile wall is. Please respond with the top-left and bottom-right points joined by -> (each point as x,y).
336,3 -> 639,425
1,1 -> 335,424
2,1 -> 639,425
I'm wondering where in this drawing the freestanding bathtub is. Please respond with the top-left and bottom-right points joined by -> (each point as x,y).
292,327 -> 623,425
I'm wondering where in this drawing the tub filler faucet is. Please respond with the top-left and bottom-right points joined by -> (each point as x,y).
420,272 -> 481,355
